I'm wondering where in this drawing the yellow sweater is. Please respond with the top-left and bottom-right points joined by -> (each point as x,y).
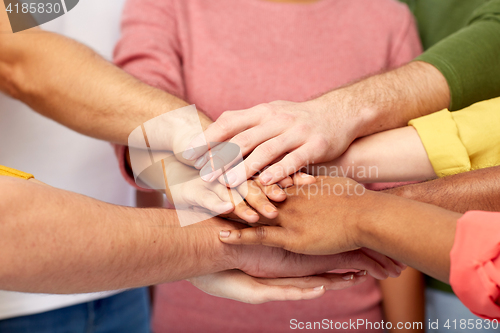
0,166 -> 34,180
409,97 -> 500,177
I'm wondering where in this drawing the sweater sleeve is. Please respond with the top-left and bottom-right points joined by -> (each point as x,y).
415,1 -> 500,111
408,97 -> 500,177
450,211 -> 500,320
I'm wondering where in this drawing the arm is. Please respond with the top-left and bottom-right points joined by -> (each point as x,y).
218,177 -> 500,318
193,2 -> 500,185
383,166 -> 500,214
187,4 -> 500,186
187,61 -> 449,187
306,126 -> 436,183
0,176 -> 400,294
0,4 -> 210,149
219,177 -> 461,283
379,268 -> 425,333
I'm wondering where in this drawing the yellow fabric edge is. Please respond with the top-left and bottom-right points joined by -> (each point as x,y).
451,97 -> 500,172
409,110 -> 471,178
0,165 -> 34,180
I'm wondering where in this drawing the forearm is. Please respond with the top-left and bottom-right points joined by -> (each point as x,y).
0,20 -> 210,146
307,126 -> 436,182
355,191 -> 461,283
379,268 -> 425,332
314,61 -> 450,139
383,166 -> 500,213
0,177 -> 237,293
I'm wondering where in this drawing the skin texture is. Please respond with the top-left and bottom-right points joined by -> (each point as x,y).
383,165 -> 500,214
219,177 -> 462,283
308,126 -> 437,183
186,61 -> 450,186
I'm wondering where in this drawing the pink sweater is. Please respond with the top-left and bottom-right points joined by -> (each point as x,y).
451,211 -> 500,320
114,0 -> 421,332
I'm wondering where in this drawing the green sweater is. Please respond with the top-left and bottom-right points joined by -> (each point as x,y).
400,0 -> 500,110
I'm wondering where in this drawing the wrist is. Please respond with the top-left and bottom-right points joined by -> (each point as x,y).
311,87 -> 379,141
350,190 -> 384,249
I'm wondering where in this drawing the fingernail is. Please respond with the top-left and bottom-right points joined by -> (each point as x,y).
183,147 -> 196,160
395,266 -> 402,274
194,156 -> 205,169
301,173 -> 313,178
355,270 -> 367,277
219,230 -> 230,238
246,209 -> 258,216
259,172 -> 272,184
342,274 -> 354,281
200,165 -> 215,181
264,204 -> 277,213
313,285 -> 324,291
225,172 -> 237,186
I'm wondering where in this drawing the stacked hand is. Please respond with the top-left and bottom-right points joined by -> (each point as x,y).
217,177 -> 393,256
188,217 -> 404,304
162,158 -> 316,223
183,99 -> 363,187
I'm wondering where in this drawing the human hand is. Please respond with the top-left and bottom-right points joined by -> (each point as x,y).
183,99 -> 364,187
163,160 -> 290,223
218,177 -> 387,255
235,240 -> 404,280
188,269 -> 367,304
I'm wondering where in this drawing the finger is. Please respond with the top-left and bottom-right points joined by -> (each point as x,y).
221,134 -> 303,187
291,172 -> 316,185
252,179 -> 287,203
240,180 -> 279,219
199,143 -> 243,182
190,189 -> 234,215
277,176 -> 294,189
245,283 -> 326,304
259,272 -> 368,291
360,248 -> 402,278
213,184 -> 260,223
331,250 -> 391,280
225,125 -> 282,161
259,143 -> 319,185
183,110 -> 262,160
219,227 -> 288,248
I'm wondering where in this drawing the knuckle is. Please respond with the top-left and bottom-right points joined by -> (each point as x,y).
216,112 -> 232,132
312,136 -> 330,153
233,133 -> 251,150
294,123 -> 312,135
255,143 -> 278,158
254,226 -> 268,241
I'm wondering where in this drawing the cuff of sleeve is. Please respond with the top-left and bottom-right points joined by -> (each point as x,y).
450,211 -> 500,320
112,144 -> 154,192
0,166 -> 34,180
409,110 -> 471,177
